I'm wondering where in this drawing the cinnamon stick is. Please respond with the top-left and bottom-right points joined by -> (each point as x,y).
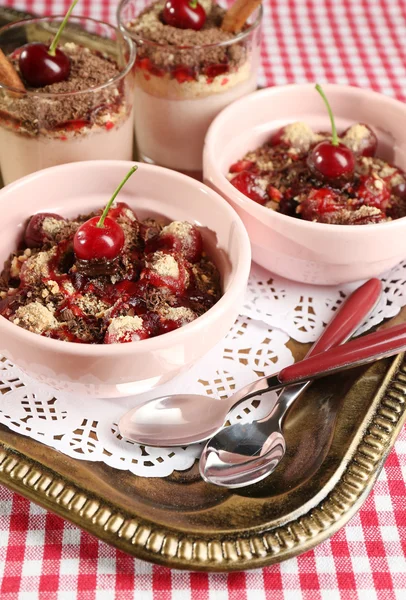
0,49 -> 25,93
221,0 -> 262,34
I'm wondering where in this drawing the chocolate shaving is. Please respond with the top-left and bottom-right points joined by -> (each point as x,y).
75,256 -> 121,277
0,44 -> 127,135
128,1 -> 247,71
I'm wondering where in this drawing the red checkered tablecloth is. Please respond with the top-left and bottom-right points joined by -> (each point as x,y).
1,0 -> 406,598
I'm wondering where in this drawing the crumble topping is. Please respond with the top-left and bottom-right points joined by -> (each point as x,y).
149,252 -> 179,278
42,217 -> 68,236
20,250 -> 55,285
13,302 -> 58,334
158,305 -> 196,324
280,122 -> 318,152
106,315 -> 145,340
342,124 -> 371,153
128,0 -> 249,75
161,221 -> 192,241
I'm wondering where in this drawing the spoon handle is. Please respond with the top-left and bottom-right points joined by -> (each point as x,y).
227,279 -> 382,409
279,321 -> 406,385
305,278 -> 382,356
272,278 -> 382,417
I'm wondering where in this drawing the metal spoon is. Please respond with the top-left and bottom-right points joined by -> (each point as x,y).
120,317 -> 406,447
119,279 -> 381,447
200,280 -> 382,487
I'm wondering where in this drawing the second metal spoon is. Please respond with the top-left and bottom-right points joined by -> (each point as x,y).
199,279 -> 382,487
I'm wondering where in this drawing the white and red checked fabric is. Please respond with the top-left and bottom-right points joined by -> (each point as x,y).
1,0 -> 406,598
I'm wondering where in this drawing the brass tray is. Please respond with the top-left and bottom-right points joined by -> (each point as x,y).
1,310 -> 406,571
1,5 -> 406,572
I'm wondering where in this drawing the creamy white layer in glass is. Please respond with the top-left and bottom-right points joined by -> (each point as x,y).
118,0 -> 262,176
0,17 -> 136,186
0,115 -> 134,185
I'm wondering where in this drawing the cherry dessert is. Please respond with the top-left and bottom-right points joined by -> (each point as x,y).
227,84 -> 406,225
18,0 -> 77,87
162,0 -> 206,30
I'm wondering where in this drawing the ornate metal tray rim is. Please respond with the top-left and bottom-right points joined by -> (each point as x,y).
0,353 -> 405,572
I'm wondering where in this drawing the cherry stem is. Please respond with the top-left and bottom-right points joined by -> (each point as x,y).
48,0 -> 79,57
315,83 -> 338,147
97,165 -> 138,228
189,0 -> 198,8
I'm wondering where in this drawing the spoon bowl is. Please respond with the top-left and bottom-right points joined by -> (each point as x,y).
118,394 -> 231,447
200,420 -> 286,488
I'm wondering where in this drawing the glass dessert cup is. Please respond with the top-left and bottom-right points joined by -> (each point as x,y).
118,0 -> 262,178
0,17 -> 136,186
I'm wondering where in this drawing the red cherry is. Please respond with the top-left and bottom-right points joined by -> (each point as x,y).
108,202 -> 138,223
307,140 -> 355,184
172,65 -> 196,83
278,197 -> 298,217
204,63 -> 229,80
230,172 -> 268,205
25,212 -> 64,248
141,251 -> 189,294
229,159 -> 255,173
73,216 -> 125,261
157,222 -> 203,263
355,176 -> 391,212
73,166 -> 137,262
162,0 -> 206,30
299,188 -> 344,221
270,126 -> 288,146
342,123 -> 378,157
19,43 -> 70,88
392,179 -> 406,200
309,84 -> 355,185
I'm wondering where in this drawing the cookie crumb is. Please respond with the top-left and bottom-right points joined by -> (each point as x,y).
14,302 -> 58,334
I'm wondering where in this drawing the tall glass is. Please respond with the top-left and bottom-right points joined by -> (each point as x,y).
0,17 -> 136,185
118,0 -> 262,178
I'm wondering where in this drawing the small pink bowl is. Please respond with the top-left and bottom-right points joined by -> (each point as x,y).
0,161 -> 251,398
203,84 -> 406,285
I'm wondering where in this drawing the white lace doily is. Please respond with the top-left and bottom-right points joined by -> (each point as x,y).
1,260 -> 406,478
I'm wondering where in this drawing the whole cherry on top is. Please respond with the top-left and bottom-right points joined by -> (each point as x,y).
18,0 -> 78,88
73,166 -> 137,262
307,84 -> 355,186
162,0 -> 206,30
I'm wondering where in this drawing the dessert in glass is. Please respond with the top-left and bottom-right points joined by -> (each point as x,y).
118,0 -> 262,177
0,16 -> 136,185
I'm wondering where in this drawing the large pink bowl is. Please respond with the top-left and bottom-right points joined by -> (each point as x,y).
203,84 -> 406,285
0,161 -> 251,397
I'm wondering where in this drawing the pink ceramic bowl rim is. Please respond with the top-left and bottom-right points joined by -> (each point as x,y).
205,83 -> 406,234
0,161 -> 251,356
